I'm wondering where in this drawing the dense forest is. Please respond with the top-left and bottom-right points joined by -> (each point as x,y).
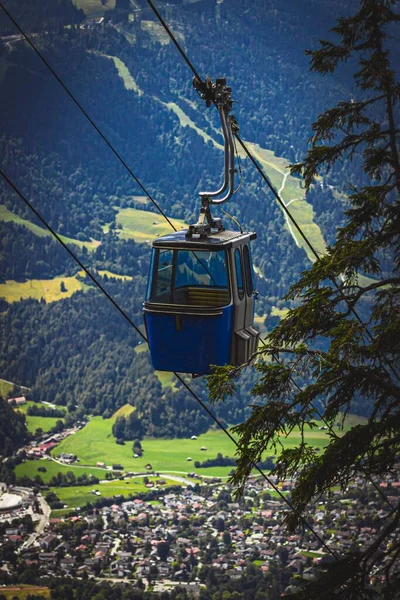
0,0 -> 369,437
0,398 -> 28,455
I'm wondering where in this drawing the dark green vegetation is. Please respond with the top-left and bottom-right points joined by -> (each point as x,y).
0,0 -> 389,479
0,0 -> 360,436
0,568 -> 286,600
209,1 -> 400,598
0,0 -> 84,35
0,397 -> 27,455
0,222 -> 81,282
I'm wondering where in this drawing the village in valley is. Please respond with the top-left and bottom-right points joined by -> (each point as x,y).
1,396 -> 399,597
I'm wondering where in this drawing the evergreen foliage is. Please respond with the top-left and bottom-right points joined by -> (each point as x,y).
0,397 -> 28,456
209,1 -> 400,597
0,0 -> 84,36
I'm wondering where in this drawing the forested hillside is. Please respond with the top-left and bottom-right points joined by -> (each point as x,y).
0,397 -> 27,455
0,0 -> 366,435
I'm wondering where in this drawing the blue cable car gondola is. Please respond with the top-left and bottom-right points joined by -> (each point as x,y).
143,78 -> 259,375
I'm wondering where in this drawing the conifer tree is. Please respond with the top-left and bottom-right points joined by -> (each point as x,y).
209,1 -> 400,597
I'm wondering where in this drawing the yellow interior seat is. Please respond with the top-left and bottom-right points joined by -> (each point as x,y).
187,287 -> 230,306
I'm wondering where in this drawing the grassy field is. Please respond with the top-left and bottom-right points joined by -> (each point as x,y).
14,401 -> 66,415
247,143 -> 286,192
165,101 -> 224,150
0,267 -> 135,305
0,205 -> 100,250
73,0 -> 116,18
0,586 -> 50,599
240,146 -> 327,260
51,423 -> 238,478
16,403 -> 367,485
79,269 -> 133,281
50,476 -> 178,509
113,404 -> 135,418
13,401 -> 66,434
154,371 -> 178,390
141,20 -> 178,45
0,379 -> 20,397
134,341 -> 148,354
282,197 -> 327,259
16,459 -> 110,483
0,275 -> 90,304
24,416 -> 62,434
114,207 -> 186,243
95,53 -> 143,94
40,406 -> 364,479
271,306 -> 289,319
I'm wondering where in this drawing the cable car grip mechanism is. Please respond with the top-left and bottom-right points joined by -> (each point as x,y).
187,77 -> 237,239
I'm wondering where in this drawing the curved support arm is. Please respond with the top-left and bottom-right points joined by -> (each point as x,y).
208,111 -> 235,205
199,106 -> 235,203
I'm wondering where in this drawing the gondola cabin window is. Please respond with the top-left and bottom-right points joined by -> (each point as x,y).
147,249 -> 230,306
243,244 -> 255,296
234,248 -> 244,300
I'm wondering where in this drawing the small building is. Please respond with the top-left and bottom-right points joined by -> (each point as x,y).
38,442 -> 57,455
8,396 -> 26,406
96,462 -> 106,469
60,453 -> 76,463
40,534 -> 58,550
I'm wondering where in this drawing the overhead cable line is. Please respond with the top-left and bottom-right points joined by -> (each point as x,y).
0,0 -> 177,233
1,0 -> 388,356
145,1 -> 320,254
0,0 -> 389,549
145,0 -> 399,512
145,0 -> 400,384
0,166 -> 338,560
0,169 -> 148,344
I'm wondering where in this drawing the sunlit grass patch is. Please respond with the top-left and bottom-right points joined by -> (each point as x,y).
0,275 -> 90,303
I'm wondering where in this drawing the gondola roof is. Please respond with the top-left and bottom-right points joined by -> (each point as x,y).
153,229 -> 257,250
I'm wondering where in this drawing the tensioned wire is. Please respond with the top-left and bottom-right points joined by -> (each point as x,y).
144,0 -> 399,512
0,0 -> 393,538
145,0 -> 400,390
0,0 -> 392,546
0,166 -> 338,559
0,1 -> 177,233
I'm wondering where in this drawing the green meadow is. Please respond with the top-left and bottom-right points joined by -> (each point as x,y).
95,53 -> 143,94
23,416 -> 62,434
72,0 -> 116,18
51,419 -> 238,478
134,342 -> 178,390
50,477 -> 178,509
282,197 -> 327,259
13,401 -> 54,415
0,275 -> 90,304
0,205 -> 100,250
14,401 -> 66,434
0,379 -> 18,398
16,459 -> 108,483
113,207 -> 187,243
31,406 -> 366,480
16,403 -> 368,488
